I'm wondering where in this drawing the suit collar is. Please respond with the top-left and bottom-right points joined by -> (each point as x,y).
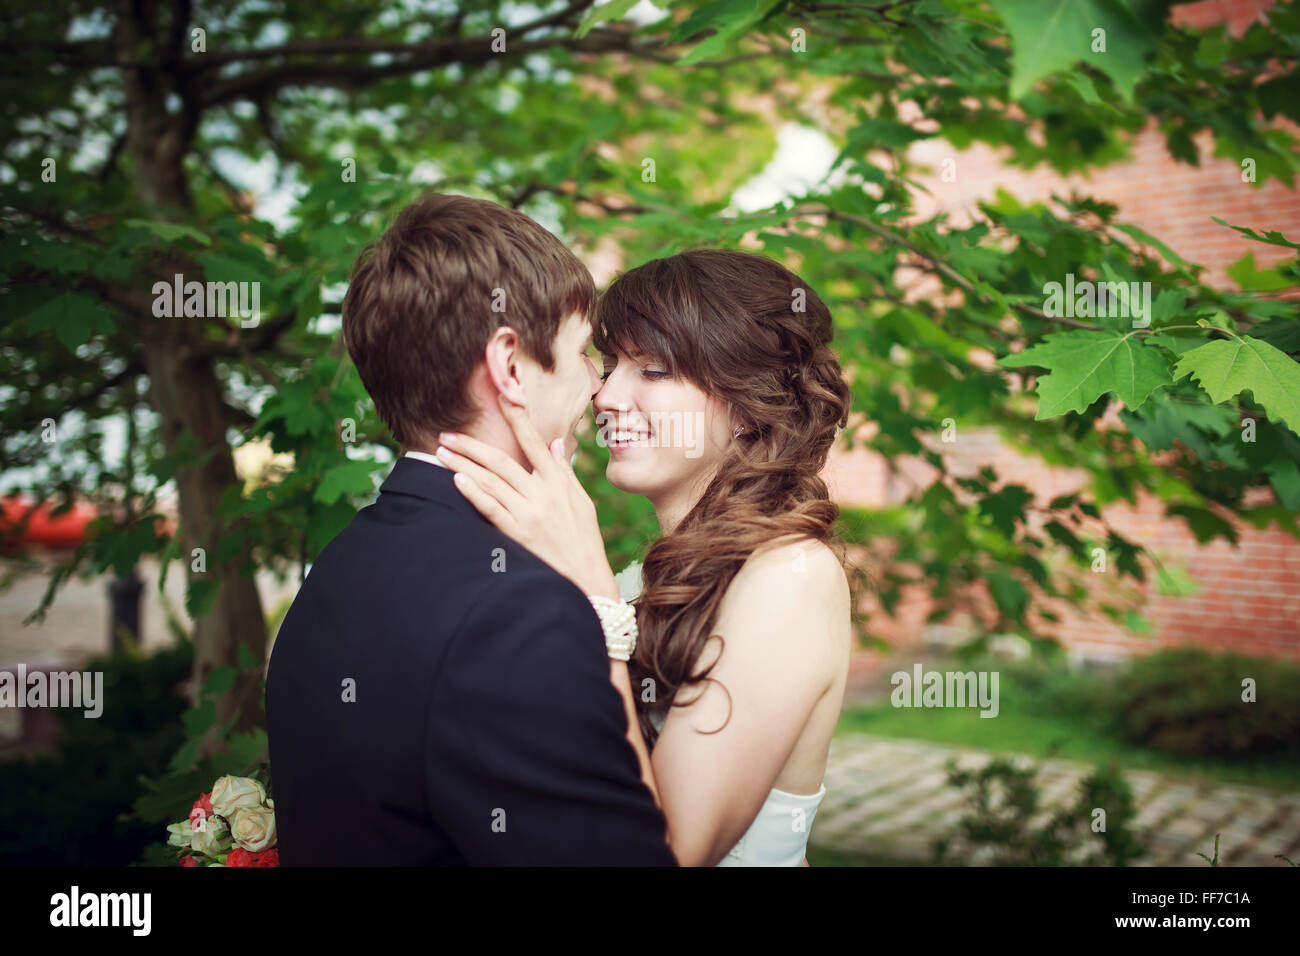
379,455 -> 488,525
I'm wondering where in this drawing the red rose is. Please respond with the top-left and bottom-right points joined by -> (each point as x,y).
179,855 -> 198,867
252,849 -> 279,867
189,791 -> 216,830
226,848 -> 256,867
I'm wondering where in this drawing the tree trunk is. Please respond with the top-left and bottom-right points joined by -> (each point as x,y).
117,2 -> 267,749
141,336 -> 268,741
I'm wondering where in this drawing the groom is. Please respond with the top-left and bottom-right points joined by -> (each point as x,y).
266,193 -> 676,865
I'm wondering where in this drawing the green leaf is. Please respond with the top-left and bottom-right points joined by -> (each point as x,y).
979,484 -> 1034,538
1210,217 -> 1300,251
169,736 -> 205,774
576,0 -> 644,38
90,518 -> 166,577
670,0 -> 782,66
131,770 -> 206,823
17,292 -> 117,352
1124,611 -> 1155,635
185,577 -> 220,620
1108,532 -> 1145,581
1226,252 -> 1293,291
987,569 -> 1029,621
194,249 -> 273,286
124,219 -> 212,247
1044,519 -> 1088,560
306,500 -> 355,552
842,117 -> 931,156
157,533 -> 180,595
1121,389 -> 1235,461
1258,75 -> 1300,124
1166,503 -> 1238,545
991,0 -> 1158,102
1265,458 -> 1300,511
237,644 -> 259,671
1173,335 -> 1300,433
200,665 -> 238,698
314,459 -> 381,505
1112,222 -> 1193,277
1249,317 -> 1300,354
224,729 -> 269,770
997,330 -> 1171,418
179,699 -> 217,745
1155,563 -> 1199,597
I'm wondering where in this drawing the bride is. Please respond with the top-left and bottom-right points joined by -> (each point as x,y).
436,248 -> 854,866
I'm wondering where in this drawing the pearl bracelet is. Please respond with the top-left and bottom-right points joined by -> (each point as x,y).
588,594 -> 638,661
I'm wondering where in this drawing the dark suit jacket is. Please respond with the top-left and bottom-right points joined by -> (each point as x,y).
265,455 -> 676,865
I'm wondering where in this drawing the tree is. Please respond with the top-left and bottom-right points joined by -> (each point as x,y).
2,0 -> 1298,765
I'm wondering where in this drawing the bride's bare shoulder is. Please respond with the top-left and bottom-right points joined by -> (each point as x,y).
727,534 -> 848,605
706,534 -> 849,691
746,533 -> 844,574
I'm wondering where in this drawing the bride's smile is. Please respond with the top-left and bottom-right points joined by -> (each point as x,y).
593,348 -> 733,534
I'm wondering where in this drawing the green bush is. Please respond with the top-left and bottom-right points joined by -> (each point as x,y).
1102,648 -> 1300,760
968,647 -> 1300,763
983,652 -> 1113,721
0,640 -> 191,865
931,754 -> 1148,866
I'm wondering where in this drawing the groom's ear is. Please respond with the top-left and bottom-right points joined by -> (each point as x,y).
483,325 -> 529,406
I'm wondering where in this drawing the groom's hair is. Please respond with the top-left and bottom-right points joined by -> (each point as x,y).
342,192 -> 596,448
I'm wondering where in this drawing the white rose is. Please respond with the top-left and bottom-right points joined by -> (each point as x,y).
210,775 -> 267,818
190,815 -> 228,856
166,821 -> 191,848
229,805 -> 277,852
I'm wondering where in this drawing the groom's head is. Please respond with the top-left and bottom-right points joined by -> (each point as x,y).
343,193 -> 602,462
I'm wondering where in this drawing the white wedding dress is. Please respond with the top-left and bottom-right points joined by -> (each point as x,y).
615,561 -> 827,867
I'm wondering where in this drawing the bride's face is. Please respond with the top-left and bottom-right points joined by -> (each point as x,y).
593,346 -> 734,504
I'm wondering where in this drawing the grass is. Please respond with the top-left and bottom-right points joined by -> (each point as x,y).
834,665 -> 1300,793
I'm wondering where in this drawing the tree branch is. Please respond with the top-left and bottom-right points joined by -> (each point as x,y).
804,206 -> 1105,331
2,202 -> 105,246
196,28 -> 650,107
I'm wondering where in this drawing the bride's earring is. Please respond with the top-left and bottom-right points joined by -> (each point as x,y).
733,425 -> 745,438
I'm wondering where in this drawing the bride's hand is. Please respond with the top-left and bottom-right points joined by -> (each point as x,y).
436,394 -> 619,601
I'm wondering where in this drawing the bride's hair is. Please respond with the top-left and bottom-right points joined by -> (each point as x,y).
594,249 -> 853,748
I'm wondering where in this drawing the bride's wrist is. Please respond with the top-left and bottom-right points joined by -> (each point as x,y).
584,568 -> 620,602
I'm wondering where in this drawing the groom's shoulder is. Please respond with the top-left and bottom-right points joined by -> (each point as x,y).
354,477 -> 599,627
288,469 -> 587,623
454,557 -> 600,638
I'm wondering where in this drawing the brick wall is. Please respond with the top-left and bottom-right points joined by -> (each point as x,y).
826,0 -> 1300,664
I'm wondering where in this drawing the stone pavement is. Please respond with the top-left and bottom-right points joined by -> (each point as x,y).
811,734 -> 1300,866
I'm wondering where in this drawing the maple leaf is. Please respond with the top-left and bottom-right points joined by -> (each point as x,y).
998,330 -> 1170,418
1173,335 -> 1300,434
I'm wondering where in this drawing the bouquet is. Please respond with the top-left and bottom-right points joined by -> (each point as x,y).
166,774 -> 278,867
